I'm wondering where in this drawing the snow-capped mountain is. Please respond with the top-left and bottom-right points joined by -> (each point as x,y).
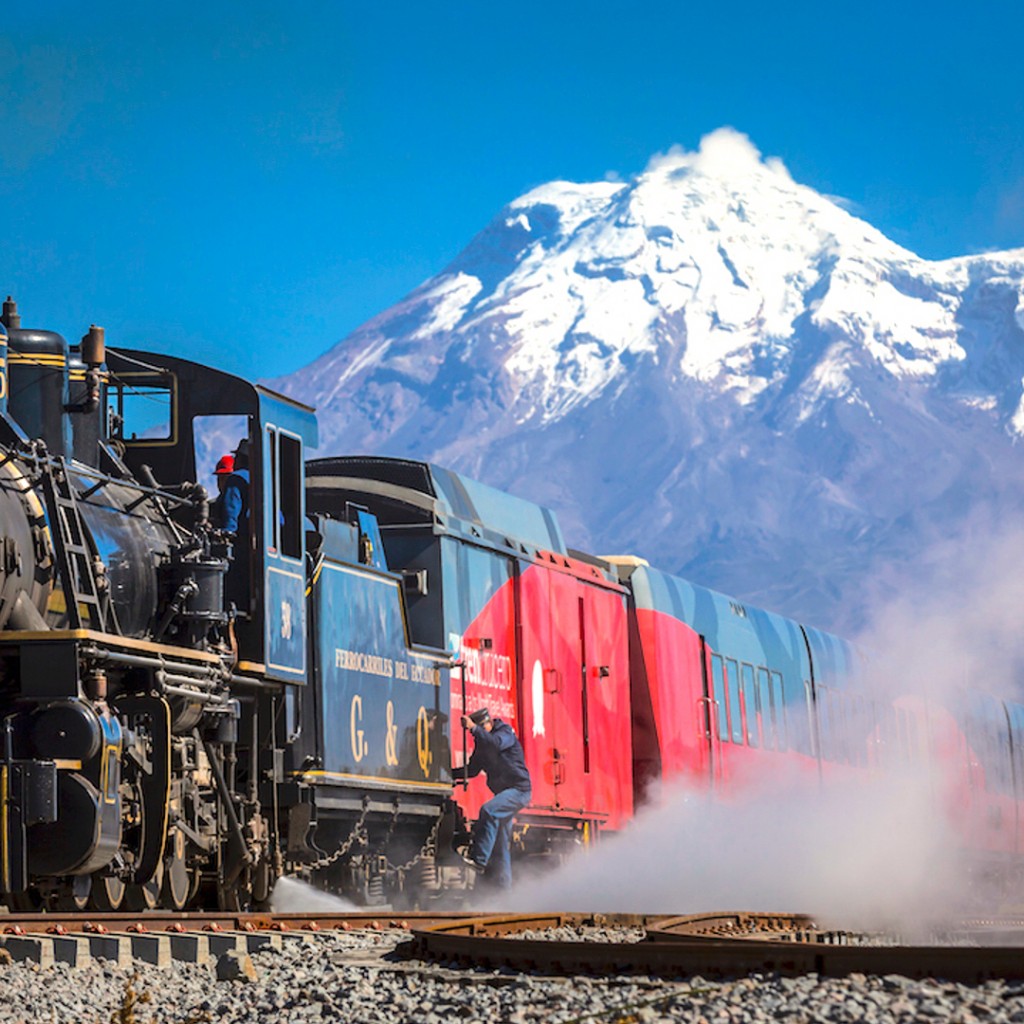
273,129 -> 1024,633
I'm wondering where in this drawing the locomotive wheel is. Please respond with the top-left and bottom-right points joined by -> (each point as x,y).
124,861 -> 164,911
217,881 -> 247,912
54,892 -> 90,911
216,869 -> 254,912
54,883 -> 91,912
161,848 -> 192,911
251,857 -> 275,907
90,874 -> 126,911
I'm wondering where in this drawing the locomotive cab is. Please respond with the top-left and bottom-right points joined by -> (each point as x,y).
104,350 -> 317,681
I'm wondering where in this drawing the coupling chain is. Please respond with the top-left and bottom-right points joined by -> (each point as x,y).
373,799 -> 402,858
387,811 -> 443,874
306,799 -> 370,872
371,797 -> 437,873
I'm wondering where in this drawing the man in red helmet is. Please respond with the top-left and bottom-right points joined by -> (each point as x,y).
211,453 -> 236,530
215,446 -> 252,537
212,446 -> 252,613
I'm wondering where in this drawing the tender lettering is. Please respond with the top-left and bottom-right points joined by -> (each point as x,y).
334,648 -> 442,686
335,648 -> 394,678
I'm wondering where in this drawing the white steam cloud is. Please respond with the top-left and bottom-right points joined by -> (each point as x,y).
271,521 -> 1024,932
858,517 -> 1024,704
485,769 -> 957,935
470,520 -> 1024,932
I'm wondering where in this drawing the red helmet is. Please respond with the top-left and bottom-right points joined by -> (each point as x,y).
214,454 -> 235,475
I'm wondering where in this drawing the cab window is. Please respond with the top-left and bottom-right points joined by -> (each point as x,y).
267,426 -> 303,560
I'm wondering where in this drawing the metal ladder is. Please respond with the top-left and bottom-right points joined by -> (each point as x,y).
39,456 -> 117,633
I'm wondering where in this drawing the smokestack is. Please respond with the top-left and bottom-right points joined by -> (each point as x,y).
1,296 -> 20,331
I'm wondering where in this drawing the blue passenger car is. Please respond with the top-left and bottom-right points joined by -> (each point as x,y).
618,560 -> 861,792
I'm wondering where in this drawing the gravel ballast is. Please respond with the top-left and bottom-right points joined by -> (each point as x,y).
2,929 -> 1024,1023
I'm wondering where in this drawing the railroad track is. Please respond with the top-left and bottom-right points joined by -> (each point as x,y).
0,910 -> 467,969
411,911 -> 1024,982
2,908 -> 1024,980
0,909 -> 461,934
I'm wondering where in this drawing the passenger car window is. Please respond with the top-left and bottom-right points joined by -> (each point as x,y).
711,654 -> 730,742
726,658 -> 743,744
771,672 -> 786,749
742,663 -> 759,747
758,668 -> 774,749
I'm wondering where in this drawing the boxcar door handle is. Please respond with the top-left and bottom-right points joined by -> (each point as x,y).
696,697 -> 718,740
545,668 -> 561,694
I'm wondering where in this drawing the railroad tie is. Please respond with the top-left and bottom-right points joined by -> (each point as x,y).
0,934 -> 92,968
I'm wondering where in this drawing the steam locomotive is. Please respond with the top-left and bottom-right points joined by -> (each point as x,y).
0,297 -> 1018,912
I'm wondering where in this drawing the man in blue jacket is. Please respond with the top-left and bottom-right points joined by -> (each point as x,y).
453,708 -> 532,889
218,441 -> 251,535
216,440 -> 251,613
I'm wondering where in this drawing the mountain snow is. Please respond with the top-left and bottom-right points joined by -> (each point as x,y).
273,129 -> 1024,633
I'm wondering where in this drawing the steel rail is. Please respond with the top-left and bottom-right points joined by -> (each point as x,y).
5,907 -> 1024,982
411,911 -> 1024,982
0,910 -> 473,935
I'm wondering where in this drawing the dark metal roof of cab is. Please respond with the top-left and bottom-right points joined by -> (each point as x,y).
306,456 -> 566,555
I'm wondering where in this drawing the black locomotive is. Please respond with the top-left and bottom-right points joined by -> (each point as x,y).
0,298 -> 460,910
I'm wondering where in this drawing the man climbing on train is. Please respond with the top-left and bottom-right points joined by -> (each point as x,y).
452,708 -> 532,889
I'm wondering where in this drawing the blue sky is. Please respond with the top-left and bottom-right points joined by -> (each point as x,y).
1,1 -> 1022,378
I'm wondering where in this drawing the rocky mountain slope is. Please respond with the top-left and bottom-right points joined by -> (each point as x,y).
273,129 -> 1024,632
